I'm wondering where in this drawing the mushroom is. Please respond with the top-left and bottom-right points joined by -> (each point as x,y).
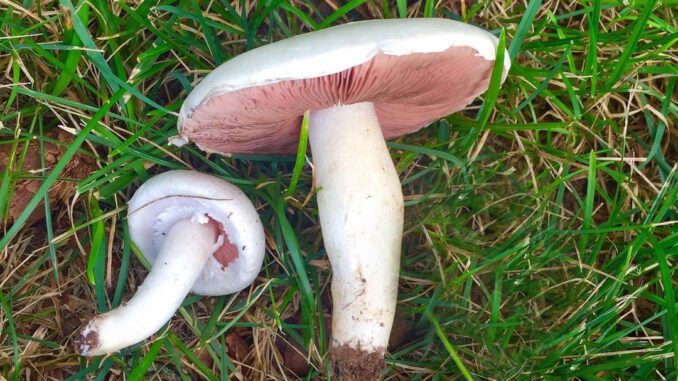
174,19 -> 510,379
78,170 -> 265,356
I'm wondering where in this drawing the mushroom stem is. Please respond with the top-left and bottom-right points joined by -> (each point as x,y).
79,218 -> 217,356
309,102 -> 404,379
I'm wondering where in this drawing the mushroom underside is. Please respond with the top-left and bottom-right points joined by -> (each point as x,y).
129,195 -> 257,296
180,46 -> 493,154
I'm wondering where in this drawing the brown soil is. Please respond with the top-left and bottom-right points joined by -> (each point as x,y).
388,312 -> 416,350
75,329 -> 100,355
0,129 -> 97,227
275,338 -> 309,377
330,344 -> 384,381
225,331 -> 249,362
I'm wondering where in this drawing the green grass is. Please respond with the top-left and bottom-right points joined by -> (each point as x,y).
1,1 -> 676,380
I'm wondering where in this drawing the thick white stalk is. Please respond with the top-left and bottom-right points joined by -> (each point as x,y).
79,218 -> 216,356
309,102 -> 404,354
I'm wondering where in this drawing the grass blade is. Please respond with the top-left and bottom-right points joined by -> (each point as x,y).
0,290 -> 20,381
507,0 -> 541,60
426,311 -> 474,381
128,337 -> 166,381
584,0 -> 601,96
580,150 -> 597,257
285,110 -> 309,197
648,235 -> 678,372
317,0 -> 368,29
605,0 -> 658,90
477,28 -> 507,129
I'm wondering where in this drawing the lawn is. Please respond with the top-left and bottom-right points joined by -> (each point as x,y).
1,0 -> 676,380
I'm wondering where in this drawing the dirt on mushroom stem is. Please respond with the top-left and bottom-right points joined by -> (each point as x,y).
331,344 -> 385,381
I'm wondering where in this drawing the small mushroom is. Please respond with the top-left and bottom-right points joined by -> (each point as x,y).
78,170 -> 265,356
175,19 -> 509,379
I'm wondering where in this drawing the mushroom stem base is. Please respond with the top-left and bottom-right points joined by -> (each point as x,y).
78,218 -> 217,356
331,344 -> 385,381
309,102 -> 403,378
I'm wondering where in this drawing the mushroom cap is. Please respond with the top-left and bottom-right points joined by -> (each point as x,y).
127,170 -> 265,296
178,18 -> 511,155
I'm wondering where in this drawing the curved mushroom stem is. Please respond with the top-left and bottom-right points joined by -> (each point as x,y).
309,102 -> 404,380
78,218 -> 217,356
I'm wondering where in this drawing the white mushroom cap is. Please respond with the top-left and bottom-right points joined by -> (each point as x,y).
176,18 -> 510,154
179,18 -> 508,122
127,170 -> 265,295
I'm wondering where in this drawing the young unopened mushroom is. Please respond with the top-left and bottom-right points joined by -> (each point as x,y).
175,19 -> 510,379
78,170 -> 265,356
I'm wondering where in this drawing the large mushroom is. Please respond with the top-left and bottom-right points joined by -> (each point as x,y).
175,19 -> 510,379
78,170 -> 265,356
